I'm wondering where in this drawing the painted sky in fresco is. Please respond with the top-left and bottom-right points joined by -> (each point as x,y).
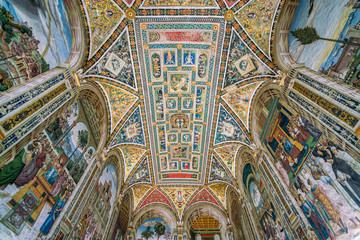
136,218 -> 171,240
289,0 -> 355,71
0,0 -> 72,67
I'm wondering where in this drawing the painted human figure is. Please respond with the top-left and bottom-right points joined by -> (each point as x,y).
313,175 -> 360,227
40,195 -> 67,235
308,179 -> 348,233
326,157 -> 360,199
298,194 -> 332,240
14,151 -> 47,186
0,141 -> 40,186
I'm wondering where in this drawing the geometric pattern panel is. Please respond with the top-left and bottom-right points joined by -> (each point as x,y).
98,82 -> 137,131
85,29 -> 136,89
82,0 -> 124,57
141,0 -> 218,8
163,187 -> 198,218
119,146 -> 147,180
138,189 -> 174,211
132,185 -> 152,210
214,144 -> 242,176
191,216 -> 221,230
125,156 -> 151,188
110,106 -> 146,147
214,105 -> 250,145
208,183 -> 228,208
222,81 -> 263,129
188,188 -> 222,209
135,17 -> 226,185
224,30 -> 274,88
208,156 -> 235,186
236,0 -> 281,57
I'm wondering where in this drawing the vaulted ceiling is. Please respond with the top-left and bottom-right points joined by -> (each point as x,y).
79,0 -> 283,220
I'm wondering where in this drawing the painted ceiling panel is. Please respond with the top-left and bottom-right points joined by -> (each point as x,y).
97,82 -> 138,132
208,183 -> 228,208
236,0 -> 282,57
214,144 -> 242,176
140,0 -> 219,8
78,0 -> 284,208
222,81 -> 263,129
132,185 -> 152,209
85,28 -> 137,90
110,106 -> 146,147
191,216 -> 221,230
135,17 -> 226,185
119,146 -> 147,180
82,0 -> 124,58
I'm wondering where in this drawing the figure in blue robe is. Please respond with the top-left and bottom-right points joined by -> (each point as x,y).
40,199 -> 66,235
43,166 -> 58,185
301,199 -> 331,240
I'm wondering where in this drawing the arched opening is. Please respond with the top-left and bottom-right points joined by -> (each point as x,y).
136,217 -> 172,240
184,203 -> 228,240
190,216 -> 221,240
131,204 -> 178,239
227,189 -> 245,240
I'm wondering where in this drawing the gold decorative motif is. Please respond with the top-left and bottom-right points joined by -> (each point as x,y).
126,8 -> 136,20
224,10 -> 235,21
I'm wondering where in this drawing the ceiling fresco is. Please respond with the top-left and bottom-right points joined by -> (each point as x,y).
78,0 -> 283,219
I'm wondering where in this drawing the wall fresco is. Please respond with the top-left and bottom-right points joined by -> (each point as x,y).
72,165 -> 117,240
0,101 -> 95,238
289,0 -> 360,89
242,163 -> 287,240
0,0 -> 71,91
136,218 -> 171,240
260,99 -> 360,238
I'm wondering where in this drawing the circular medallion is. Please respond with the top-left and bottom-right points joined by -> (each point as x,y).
126,8 -> 136,20
224,10 -> 235,21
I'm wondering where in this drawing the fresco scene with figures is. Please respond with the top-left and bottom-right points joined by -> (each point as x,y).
0,0 -> 72,92
0,0 -> 360,239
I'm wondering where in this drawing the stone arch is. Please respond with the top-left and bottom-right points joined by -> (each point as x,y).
104,148 -> 124,196
78,82 -> 109,155
61,0 -> 88,72
235,145 -> 255,193
131,203 -> 178,234
272,0 -> 304,72
226,188 -> 245,240
184,202 -> 229,239
118,192 -> 133,238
